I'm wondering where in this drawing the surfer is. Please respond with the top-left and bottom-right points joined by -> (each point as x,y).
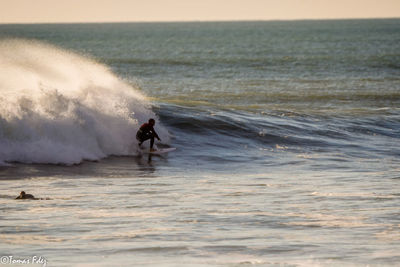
15,191 -> 35,200
136,118 -> 161,152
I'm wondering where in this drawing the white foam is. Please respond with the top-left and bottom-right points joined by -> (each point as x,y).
0,39 -> 168,165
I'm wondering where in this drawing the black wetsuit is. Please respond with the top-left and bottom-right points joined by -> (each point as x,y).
16,192 -> 35,199
136,123 -> 160,148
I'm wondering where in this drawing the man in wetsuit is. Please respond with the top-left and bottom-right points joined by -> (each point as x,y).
15,191 -> 35,199
136,118 -> 161,152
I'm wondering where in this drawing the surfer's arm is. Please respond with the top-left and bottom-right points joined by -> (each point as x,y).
150,126 -> 161,140
154,131 -> 161,140
152,130 -> 161,140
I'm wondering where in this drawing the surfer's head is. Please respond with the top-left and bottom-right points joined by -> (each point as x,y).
20,191 -> 26,196
149,118 -> 155,126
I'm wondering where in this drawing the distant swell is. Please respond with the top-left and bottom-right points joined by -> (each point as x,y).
0,39 -> 168,165
159,103 -> 400,160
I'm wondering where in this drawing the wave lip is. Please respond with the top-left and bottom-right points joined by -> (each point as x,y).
0,39 -> 166,165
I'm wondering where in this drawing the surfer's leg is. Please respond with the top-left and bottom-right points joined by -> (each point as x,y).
136,131 -> 143,145
150,136 -> 154,149
137,131 -> 150,146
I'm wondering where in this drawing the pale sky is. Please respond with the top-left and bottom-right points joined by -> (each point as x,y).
1,0 -> 400,23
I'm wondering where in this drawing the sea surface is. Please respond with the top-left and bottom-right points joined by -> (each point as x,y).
0,20 -> 400,266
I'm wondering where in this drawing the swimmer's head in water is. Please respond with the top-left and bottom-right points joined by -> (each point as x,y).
16,191 -> 35,199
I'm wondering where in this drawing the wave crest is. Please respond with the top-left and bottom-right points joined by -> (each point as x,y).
0,39 -> 165,165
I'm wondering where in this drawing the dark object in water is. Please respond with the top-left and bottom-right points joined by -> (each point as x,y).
15,191 -> 35,200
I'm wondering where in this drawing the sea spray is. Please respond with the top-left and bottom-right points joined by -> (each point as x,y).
0,39 -> 168,165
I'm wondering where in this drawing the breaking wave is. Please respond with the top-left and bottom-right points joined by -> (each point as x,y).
0,39 -> 167,165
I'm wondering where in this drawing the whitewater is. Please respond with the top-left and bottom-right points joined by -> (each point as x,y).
0,39 -> 168,165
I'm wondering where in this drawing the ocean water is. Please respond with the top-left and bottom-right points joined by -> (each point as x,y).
0,20 -> 400,266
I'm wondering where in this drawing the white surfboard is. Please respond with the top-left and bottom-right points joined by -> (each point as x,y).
141,147 -> 176,155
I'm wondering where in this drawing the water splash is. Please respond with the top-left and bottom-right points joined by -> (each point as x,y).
0,39 -> 166,165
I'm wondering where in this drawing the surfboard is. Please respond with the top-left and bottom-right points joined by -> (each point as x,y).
141,147 -> 176,155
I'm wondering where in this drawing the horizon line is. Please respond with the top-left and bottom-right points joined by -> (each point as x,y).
1,16 -> 399,25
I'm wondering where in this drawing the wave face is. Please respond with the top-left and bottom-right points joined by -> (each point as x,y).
0,39 -> 166,165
